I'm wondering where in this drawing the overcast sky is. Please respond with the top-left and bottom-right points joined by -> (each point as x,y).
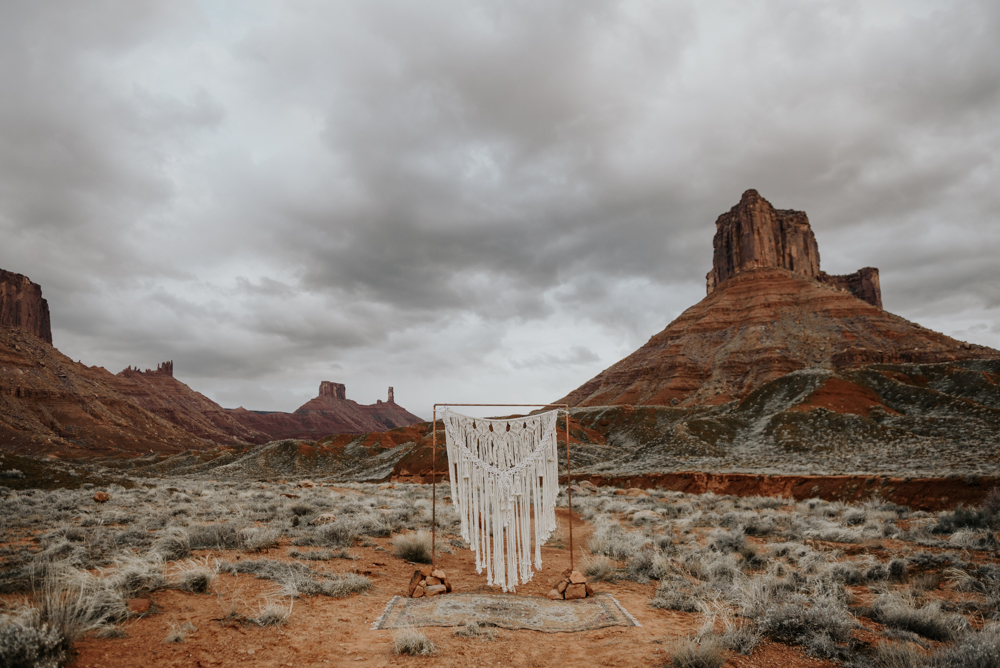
2,1 -> 999,419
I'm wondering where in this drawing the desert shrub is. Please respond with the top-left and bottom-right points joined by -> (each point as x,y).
871,641 -> 928,668
241,527 -> 281,552
0,469 -> 25,479
188,522 -> 245,550
932,623 -> 1000,668
393,628 -> 435,656
392,531 -> 432,563
867,592 -> 967,642
152,528 -> 191,561
252,600 -> 293,627
288,548 -> 352,561
290,502 -> 314,516
35,566 -> 130,651
220,559 -> 369,598
651,575 -> 707,613
758,593 -> 856,655
453,621 -> 495,640
981,487 -> 1000,517
669,635 -> 727,668
171,559 -> 216,594
315,519 -> 363,548
932,505 -> 993,534
948,529 -> 998,550
0,607 -> 66,668
708,528 -> 746,554
587,522 -> 648,560
108,556 -> 166,596
718,620 -> 762,656
583,555 -> 617,581
843,509 -> 867,526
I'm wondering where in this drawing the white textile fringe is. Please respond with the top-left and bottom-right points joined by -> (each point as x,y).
441,409 -> 559,592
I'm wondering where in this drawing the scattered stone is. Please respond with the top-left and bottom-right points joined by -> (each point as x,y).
408,570 -> 423,597
93,491 -> 111,503
297,480 -> 315,488
309,513 -> 337,526
624,488 -> 648,498
378,483 -> 394,490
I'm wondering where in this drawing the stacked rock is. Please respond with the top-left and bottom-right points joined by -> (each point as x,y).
408,567 -> 453,598
547,569 -> 594,600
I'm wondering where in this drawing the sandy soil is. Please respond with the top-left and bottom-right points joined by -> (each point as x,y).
66,507 -> 840,668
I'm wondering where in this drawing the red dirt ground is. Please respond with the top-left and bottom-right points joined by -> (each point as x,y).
67,507 -> 838,668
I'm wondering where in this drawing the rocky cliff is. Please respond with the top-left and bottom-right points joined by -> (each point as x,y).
707,189 -> 883,308
110,361 -> 273,445
0,327 -> 209,456
560,191 -> 999,408
0,269 -> 52,344
227,383 -> 422,441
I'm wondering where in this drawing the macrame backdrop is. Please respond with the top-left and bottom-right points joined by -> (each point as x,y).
441,409 -> 560,592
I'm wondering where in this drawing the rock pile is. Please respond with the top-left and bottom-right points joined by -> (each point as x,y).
547,569 -> 593,600
408,567 -> 453,598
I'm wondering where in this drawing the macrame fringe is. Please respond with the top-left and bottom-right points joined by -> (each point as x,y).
441,409 -> 559,592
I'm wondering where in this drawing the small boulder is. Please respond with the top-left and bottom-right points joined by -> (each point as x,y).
624,488 -> 648,498
565,583 -> 587,600
408,570 -> 423,597
412,586 -> 425,598
425,584 -> 447,597
93,491 -> 111,503
297,480 -> 315,489
309,513 -> 337,526
547,589 -> 564,600
569,571 -> 587,584
585,583 -> 595,597
556,581 -> 568,593
431,569 -> 447,580
425,577 -> 442,586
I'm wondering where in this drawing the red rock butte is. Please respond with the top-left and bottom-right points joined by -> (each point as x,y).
0,269 -> 52,344
559,189 -> 999,407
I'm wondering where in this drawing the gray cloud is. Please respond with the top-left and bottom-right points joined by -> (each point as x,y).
1,0 -> 999,417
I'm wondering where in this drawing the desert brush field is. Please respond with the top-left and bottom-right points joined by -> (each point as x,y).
0,477 -> 998,667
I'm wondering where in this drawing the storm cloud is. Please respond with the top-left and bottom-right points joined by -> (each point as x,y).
2,1 -> 998,417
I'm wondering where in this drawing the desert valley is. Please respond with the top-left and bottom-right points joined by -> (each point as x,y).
2,191 -> 999,667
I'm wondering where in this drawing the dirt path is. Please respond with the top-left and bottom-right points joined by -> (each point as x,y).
70,507 -> 835,668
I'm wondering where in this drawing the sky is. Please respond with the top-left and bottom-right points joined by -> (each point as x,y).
2,1 -> 999,420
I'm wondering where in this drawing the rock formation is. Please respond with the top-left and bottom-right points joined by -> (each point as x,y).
0,329 -> 209,456
227,382 -> 422,441
707,189 -> 882,308
559,190 -> 999,408
112,361 -> 273,445
0,269 -> 52,344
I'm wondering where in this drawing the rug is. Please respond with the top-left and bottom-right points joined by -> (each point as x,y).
372,593 -> 641,632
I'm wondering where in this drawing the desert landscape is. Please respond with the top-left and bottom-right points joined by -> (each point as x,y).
3,188 -> 1000,667
3,3 -> 1000,667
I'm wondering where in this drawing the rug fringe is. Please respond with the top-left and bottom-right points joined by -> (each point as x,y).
371,595 -> 401,630
605,594 -> 642,627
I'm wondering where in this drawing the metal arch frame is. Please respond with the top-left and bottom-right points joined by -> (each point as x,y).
430,403 -> 575,572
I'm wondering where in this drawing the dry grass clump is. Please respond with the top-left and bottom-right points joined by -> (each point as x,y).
453,621 -> 496,640
0,606 -> 66,668
669,635 -> 727,668
392,531 -> 433,563
393,627 -> 436,656
582,554 -> 617,581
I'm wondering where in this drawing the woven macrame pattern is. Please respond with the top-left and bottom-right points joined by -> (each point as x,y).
441,409 -> 559,592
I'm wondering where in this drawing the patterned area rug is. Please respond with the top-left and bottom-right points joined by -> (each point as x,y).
372,593 -> 641,633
